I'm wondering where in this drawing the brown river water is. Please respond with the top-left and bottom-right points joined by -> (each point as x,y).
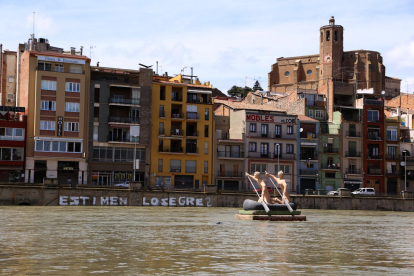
1,207 -> 414,275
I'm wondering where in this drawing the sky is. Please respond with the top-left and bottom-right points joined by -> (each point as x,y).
1,0 -> 414,94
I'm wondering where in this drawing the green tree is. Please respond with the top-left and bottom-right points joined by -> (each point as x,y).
253,80 -> 263,91
227,85 -> 253,98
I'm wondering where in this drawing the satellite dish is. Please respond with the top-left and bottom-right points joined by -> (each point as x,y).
381,91 -> 385,95
401,161 -> 405,166
300,128 -> 303,132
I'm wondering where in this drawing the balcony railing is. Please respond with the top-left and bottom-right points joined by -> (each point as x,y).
346,168 -> 361,174
401,137 -> 414,143
367,154 -> 381,160
109,98 -> 140,105
187,98 -> 211,104
345,151 -> 361,157
186,130 -> 199,137
386,136 -> 398,142
300,133 -> 318,139
300,169 -> 318,176
169,129 -> 183,136
37,66 -> 84,74
300,154 -> 318,160
186,148 -> 198,154
0,136 -> 24,141
367,133 -> 381,140
248,152 -> 272,158
323,147 -> 339,153
321,164 -> 340,170
107,134 -> 139,143
365,99 -> 383,106
159,147 -> 183,153
159,128 -> 165,135
248,132 -> 274,138
368,168 -> 382,175
343,116 -> 361,122
108,116 -> 140,124
274,133 -> 296,139
186,112 -> 199,120
386,170 -> 400,176
217,171 -> 243,178
307,101 -> 326,107
159,111 -> 165,118
170,166 -> 181,172
171,97 -> 182,102
273,153 -> 295,160
171,113 -> 184,119
346,131 -> 361,137
386,154 -> 400,160
217,151 -> 244,158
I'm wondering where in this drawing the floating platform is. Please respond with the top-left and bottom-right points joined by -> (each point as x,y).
239,210 -> 301,216
235,214 -> 306,221
243,199 -> 297,211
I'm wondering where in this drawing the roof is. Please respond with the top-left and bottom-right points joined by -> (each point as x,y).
28,50 -> 91,61
153,80 -> 212,89
385,76 -> 402,81
214,99 -> 286,113
296,115 -> 318,122
250,91 -> 285,101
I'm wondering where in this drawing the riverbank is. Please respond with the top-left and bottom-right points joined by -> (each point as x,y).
1,185 -> 414,211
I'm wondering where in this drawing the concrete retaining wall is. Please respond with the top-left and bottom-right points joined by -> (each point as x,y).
1,186 -> 413,212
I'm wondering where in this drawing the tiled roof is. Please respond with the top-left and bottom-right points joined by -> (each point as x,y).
214,99 -> 286,113
28,50 -> 90,61
385,93 -> 414,110
296,115 -> 318,122
154,80 -> 212,89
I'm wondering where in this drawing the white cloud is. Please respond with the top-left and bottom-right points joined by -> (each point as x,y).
385,41 -> 414,69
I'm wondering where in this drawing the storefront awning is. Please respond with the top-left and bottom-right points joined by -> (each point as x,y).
300,142 -> 317,146
187,88 -> 212,94
344,181 -> 363,184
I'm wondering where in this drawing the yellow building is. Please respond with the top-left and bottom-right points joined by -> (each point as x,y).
150,74 -> 214,188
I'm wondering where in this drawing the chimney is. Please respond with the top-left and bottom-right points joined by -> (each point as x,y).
70,47 -> 76,55
97,62 -> 100,67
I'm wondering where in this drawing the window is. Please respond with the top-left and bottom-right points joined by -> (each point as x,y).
185,160 -> 196,173
325,172 -> 336,178
204,161 -> 208,174
250,163 -> 266,173
367,110 -> 379,122
261,124 -> 268,136
38,62 -> 51,71
275,165 -> 290,174
41,80 -> 56,90
387,129 -> 397,141
158,159 -> 163,172
35,140 -> 82,153
160,86 -> 165,100
41,100 -> 56,111
65,102 -> 80,112
361,63 -> 365,70
0,128 -> 24,141
249,142 -> 257,152
204,142 -> 208,154
286,144 -> 294,153
55,63 -> 64,72
204,125 -> 209,137
326,30 -> 330,41
287,125 -> 293,135
65,82 -> 80,92
334,31 -> 338,41
285,71 -> 290,77
160,105 -> 165,117
170,160 -> 181,172
205,108 -> 209,120
249,123 -> 256,133
308,109 -> 314,118
93,126 -> 98,141
260,143 -> 269,155
275,125 -> 281,137
320,31 -> 323,42
315,110 -> 323,119
64,122 -> 79,132
40,121 -> 55,130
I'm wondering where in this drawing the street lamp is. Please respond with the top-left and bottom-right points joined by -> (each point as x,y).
276,144 -> 280,172
133,135 -> 138,182
402,150 -> 408,191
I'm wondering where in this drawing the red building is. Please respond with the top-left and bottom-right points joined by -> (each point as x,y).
362,98 -> 385,193
0,106 -> 26,182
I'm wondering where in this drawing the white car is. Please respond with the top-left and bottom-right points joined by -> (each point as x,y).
351,188 -> 375,195
114,181 -> 129,188
327,188 -> 348,196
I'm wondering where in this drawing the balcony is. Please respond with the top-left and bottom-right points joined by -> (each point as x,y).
248,152 -> 272,158
248,132 -> 274,139
217,171 -> 243,178
108,116 -> 140,124
386,136 -> 398,142
159,111 -> 165,118
401,137 -> 414,143
171,97 -> 182,102
323,147 -> 339,154
346,168 -> 362,174
300,133 -> 318,139
171,113 -> 184,120
107,134 -> 139,143
343,116 -> 361,122
186,130 -> 199,138
345,151 -> 362,157
91,76 -> 139,86
367,133 -> 381,140
186,148 -> 198,154
273,153 -> 295,160
367,154 -> 381,160
307,101 -> 326,107
274,133 -> 296,139
186,112 -> 199,120
386,170 -> 400,176
187,98 -> 212,104
345,131 -> 361,137
365,99 -> 383,106
37,66 -> 84,74
386,154 -> 400,160
159,147 -> 183,154
217,151 -> 244,158
171,129 -> 184,136
321,164 -> 340,170
300,169 -> 318,176
300,154 -> 318,160
170,166 -> 181,173
109,98 -> 140,105
367,168 -> 382,175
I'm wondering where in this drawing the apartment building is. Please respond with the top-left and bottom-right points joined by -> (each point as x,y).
319,113 -> 341,193
297,115 -> 319,193
384,116 -> 401,194
88,66 -> 152,186
340,107 -> 364,190
0,49 -> 17,106
18,49 -> 90,184
0,106 -> 26,182
150,74 -> 214,188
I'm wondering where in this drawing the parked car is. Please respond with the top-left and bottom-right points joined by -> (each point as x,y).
327,188 -> 348,196
351,188 -> 375,195
114,181 -> 129,188
256,186 -> 274,193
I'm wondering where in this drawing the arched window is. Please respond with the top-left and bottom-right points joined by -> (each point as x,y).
326,31 -> 330,41
321,32 -> 323,43
334,31 -> 338,41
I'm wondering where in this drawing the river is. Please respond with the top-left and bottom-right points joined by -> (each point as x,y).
0,207 -> 414,275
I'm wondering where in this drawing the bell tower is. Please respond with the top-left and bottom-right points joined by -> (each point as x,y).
319,16 -> 344,86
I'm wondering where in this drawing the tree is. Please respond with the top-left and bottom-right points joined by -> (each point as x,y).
227,85 -> 253,98
253,80 -> 263,91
